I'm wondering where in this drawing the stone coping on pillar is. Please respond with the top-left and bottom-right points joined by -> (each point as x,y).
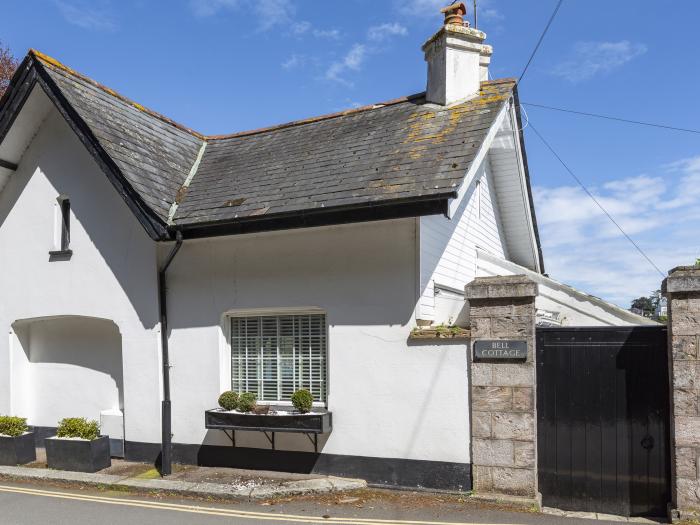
663,266 -> 700,295
465,275 -> 538,301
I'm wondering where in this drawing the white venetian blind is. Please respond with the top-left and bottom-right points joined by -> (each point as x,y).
230,314 -> 327,403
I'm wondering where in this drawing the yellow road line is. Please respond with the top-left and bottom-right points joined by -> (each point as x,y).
0,484 -> 506,525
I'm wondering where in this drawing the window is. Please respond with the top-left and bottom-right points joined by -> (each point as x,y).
59,198 -> 70,251
50,197 -> 72,258
230,314 -> 327,403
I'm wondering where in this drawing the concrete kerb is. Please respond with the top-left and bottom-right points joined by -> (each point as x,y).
0,465 -> 367,500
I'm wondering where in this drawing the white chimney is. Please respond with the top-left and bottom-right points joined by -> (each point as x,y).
422,2 -> 492,106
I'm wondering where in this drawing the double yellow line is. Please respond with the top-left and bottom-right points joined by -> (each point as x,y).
0,484 -> 505,525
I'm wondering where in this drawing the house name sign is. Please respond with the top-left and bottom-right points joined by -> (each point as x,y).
474,340 -> 528,361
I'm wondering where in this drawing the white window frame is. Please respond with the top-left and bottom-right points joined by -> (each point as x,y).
219,307 -> 329,407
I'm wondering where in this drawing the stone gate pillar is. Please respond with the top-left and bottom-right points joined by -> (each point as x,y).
663,266 -> 700,521
465,275 -> 539,503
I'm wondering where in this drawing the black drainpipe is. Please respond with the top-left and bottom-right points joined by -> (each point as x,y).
158,230 -> 183,476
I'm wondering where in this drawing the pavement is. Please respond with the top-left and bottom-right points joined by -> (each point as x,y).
0,479 -> 671,525
0,457 -> 672,524
0,463 -> 365,500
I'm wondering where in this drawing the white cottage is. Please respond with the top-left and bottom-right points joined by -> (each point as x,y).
0,6 -> 650,490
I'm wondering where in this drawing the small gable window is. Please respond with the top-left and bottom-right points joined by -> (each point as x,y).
50,196 -> 72,259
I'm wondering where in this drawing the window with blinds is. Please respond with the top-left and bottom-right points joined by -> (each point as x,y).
230,314 -> 327,403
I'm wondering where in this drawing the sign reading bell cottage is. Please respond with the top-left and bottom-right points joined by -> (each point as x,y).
474,340 -> 527,360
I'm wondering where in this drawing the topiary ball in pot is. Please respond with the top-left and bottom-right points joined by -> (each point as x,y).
237,392 -> 257,413
218,391 -> 239,411
291,389 -> 313,414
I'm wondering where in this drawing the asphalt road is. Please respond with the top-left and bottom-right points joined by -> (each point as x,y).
0,481 -> 642,525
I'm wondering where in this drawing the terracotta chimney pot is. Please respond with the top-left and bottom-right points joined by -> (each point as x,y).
440,2 -> 468,27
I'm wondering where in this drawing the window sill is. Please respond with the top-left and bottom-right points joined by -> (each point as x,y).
49,249 -> 73,261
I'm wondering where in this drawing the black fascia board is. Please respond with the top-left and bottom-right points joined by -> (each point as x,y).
0,57 -> 170,241
32,61 -> 169,241
0,57 -> 37,147
170,194 -> 454,240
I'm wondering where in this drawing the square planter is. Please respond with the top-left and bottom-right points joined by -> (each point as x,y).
0,432 -> 36,466
45,435 -> 111,473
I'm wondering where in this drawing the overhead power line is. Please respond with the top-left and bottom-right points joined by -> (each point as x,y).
518,0 -> 565,84
523,102 -> 700,135
527,122 -> 666,278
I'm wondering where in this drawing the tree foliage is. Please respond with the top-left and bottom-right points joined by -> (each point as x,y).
631,290 -> 661,317
0,41 -> 19,99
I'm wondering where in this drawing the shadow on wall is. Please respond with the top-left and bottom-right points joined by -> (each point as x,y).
10,316 -> 123,428
0,106 -> 158,331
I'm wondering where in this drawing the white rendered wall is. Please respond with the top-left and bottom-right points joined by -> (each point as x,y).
165,219 -> 471,464
419,155 -> 507,322
0,105 -> 161,441
11,317 -> 122,427
0,97 -> 472,464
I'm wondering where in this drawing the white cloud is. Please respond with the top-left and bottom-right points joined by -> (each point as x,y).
281,54 -> 305,70
189,0 -> 241,17
398,0 -> 502,24
325,44 -> 367,85
190,0 -> 295,31
54,0 -> 116,31
535,158 -> 700,306
367,22 -> 408,42
552,40 -> 648,83
321,22 -> 405,85
313,28 -> 341,39
399,0 -> 446,16
292,21 -> 311,35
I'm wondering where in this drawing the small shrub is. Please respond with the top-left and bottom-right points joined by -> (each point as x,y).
237,392 -> 257,412
218,391 -> 239,411
56,417 -> 100,441
0,416 -> 28,437
291,389 -> 313,414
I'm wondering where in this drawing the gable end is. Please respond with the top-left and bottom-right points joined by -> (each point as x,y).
0,56 -> 169,241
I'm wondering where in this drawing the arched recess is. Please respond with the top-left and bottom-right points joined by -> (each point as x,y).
10,316 -> 123,428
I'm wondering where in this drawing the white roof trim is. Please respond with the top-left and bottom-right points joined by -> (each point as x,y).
477,249 -> 658,326
448,102 -> 509,218
447,97 -> 542,274
505,103 -> 541,273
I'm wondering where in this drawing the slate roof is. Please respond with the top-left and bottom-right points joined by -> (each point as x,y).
176,83 -> 513,225
2,51 -> 516,240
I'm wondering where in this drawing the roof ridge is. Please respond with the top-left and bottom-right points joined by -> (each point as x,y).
206,93 -> 427,141
30,49 -> 207,141
28,50 -> 515,143
206,79 -> 514,141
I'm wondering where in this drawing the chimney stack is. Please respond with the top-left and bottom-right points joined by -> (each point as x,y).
422,2 -> 492,105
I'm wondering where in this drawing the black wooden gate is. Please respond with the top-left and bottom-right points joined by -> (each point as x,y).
536,326 -> 670,517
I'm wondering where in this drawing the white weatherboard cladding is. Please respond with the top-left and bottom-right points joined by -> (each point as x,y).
164,219 -> 471,464
419,156 -> 507,322
0,107 -> 161,441
477,250 -> 657,326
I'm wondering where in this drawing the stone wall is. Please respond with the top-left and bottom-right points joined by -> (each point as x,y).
465,275 -> 538,499
664,266 -> 700,519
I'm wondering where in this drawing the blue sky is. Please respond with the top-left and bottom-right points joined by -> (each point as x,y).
2,0 -> 698,307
